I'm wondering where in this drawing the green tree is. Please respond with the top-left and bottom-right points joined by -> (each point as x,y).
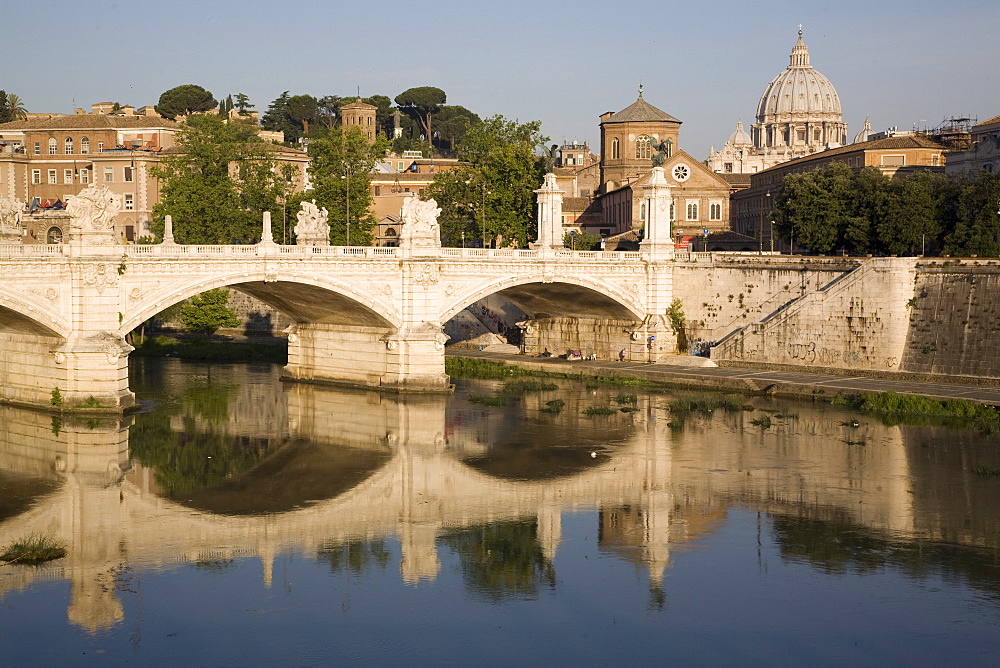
844,166 -> 891,254
234,93 -> 253,116
563,230 -> 602,251
286,94 -> 318,136
879,170 -> 944,255
155,84 -> 217,120
943,170 -> 1000,257
151,114 -> 294,244
773,162 -> 856,254
261,91 -> 300,143
316,95 -> 343,128
180,288 -> 241,333
298,126 -> 389,245
0,90 -> 11,123
434,105 -> 480,154
394,86 -> 446,143
5,93 -> 27,121
426,115 -> 547,248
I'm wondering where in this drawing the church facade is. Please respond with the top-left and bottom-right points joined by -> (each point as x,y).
593,91 -> 732,243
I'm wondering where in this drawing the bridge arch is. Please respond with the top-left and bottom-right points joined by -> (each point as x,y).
438,273 -> 646,325
0,287 -> 70,339
119,272 -> 403,335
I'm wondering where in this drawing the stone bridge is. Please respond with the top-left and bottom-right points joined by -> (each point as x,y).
0,173 -> 681,412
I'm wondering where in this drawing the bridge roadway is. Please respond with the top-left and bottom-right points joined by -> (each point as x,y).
0,240 -> 676,412
456,349 -> 1000,407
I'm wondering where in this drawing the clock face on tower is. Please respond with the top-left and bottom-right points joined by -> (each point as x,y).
672,163 -> 691,182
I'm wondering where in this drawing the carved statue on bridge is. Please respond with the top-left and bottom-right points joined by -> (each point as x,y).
399,196 -> 442,249
0,196 -> 24,243
67,184 -> 122,244
294,199 -> 330,246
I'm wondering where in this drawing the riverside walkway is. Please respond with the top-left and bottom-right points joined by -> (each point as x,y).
453,349 -> 1000,407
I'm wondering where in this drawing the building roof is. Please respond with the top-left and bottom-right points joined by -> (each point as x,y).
975,114 -> 1000,127
562,197 -> 594,211
726,121 -> 752,146
756,134 -> 947,175
604,94 -> 680,124
0,114 -> 181,131
756,30 -> 841,119
717,173 -> 752,188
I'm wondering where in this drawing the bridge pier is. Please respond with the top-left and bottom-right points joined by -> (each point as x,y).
284,322 -> 451,393
0,325 -> 133,412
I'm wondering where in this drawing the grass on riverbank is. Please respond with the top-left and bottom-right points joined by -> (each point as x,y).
669,394 -> 750,414
1,535 -> 66,564
445,356 -> 653,388
132,336 -> 287,364
830,391 -> 999,431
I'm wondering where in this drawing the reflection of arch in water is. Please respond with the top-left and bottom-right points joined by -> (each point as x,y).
8,388 -> 984,634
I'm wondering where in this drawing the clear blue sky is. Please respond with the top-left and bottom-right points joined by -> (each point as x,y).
6,0 -> 998,157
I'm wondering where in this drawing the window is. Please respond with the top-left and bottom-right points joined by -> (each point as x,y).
686,201 -> 699,221
32,169 -> 41,184
669,202 -> 675,221
104,167 -> 113,182
611,138 -> 620,160
385,227 -> 397,237
374,186 -> 381,196
64,169 -> 73,184
80,169 -> 89,184
880,154 -> 905,167
796,130 -> 806,142
48,169 -> 58,184
124,194 -> 134,210
65,138 -> 74,154
640,202 -> 646,221
124,166 -> 134,182
724,162 -> 733,173
635,135 -> 652,160
81,137 -> 89,154
931,154 -> 940,166
709,202 -> 722,221
49,138 -> 57,154
98,142 -> 104,152
46,227 -> 62,244
33,142 -> 40,155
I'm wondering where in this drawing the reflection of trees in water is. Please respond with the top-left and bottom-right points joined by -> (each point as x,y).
130,412 -> 272,497
438,520 -> 555,601
181,383 -> 239,424
772,515 -> 1000,602
317,539 -> 391,575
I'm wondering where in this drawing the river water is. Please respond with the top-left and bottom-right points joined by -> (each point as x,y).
1,358 -> 999,664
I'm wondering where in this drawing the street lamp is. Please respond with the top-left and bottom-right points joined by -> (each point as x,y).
481,186 -> 491,249
759,191 -> 771,253
770,220 -> 774,253
341,162 -> 351,246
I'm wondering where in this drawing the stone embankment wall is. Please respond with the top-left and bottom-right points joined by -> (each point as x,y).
672,256 -> 860,344
521,317 -> 638,360
901,261 -> 1000,378
709,257 -> 1000,380
711,258 -> 917,373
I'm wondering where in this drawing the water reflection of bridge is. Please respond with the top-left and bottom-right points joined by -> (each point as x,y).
2,376 -> 998,632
